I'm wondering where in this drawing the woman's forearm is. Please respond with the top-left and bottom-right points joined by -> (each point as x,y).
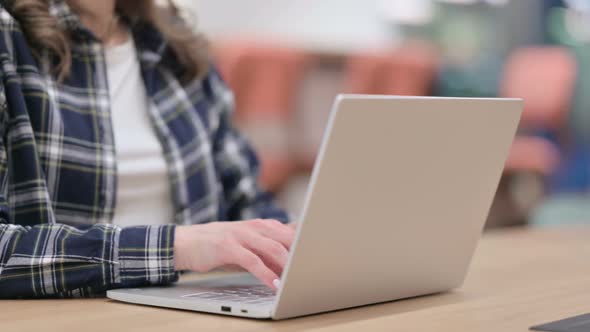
0,223 -> 177,298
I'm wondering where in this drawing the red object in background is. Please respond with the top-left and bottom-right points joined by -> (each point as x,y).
507,137 -> 560,175
500,46 -> 577,175
345,42 -> 438,96
213,41 -> 312,191
501,47 -> 577,132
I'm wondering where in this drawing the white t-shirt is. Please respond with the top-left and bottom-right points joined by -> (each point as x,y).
105,39 -> 174,226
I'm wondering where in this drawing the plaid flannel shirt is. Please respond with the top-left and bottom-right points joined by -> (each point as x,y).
0,0 -> 287,298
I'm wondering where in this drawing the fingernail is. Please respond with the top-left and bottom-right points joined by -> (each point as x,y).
273,279 -> 281,289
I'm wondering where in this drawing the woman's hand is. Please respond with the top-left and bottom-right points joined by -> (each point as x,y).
174,219 -> 295,290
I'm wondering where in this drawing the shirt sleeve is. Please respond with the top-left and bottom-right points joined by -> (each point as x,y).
205,68 -> 290,223
0,223 -> 177,298
0,87 -> 177,299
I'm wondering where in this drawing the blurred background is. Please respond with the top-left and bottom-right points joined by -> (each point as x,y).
176,0 -> 590,229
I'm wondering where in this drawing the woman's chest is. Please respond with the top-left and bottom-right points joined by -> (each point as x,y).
5,61 -> 223,226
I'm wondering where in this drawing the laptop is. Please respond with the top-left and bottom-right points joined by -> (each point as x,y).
107,95 -> 522,320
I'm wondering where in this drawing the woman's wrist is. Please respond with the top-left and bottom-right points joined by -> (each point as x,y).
174,225 -> 190,271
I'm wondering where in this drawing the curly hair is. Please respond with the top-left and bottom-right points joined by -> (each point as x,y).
5,0 -> 209,82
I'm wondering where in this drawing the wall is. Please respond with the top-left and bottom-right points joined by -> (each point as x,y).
174,0 -> 400,53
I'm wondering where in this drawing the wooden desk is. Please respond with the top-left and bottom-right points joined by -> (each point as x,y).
3,227 -> 590,331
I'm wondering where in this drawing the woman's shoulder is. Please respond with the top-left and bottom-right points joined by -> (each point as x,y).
0,4 -> 30,58
199,65 -> 234,110
0,4 -> 24,33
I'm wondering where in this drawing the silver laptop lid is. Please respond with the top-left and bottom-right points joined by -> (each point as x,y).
273,95 -> 522,319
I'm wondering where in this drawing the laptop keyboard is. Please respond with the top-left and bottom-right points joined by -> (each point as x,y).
182,285 -> 276,305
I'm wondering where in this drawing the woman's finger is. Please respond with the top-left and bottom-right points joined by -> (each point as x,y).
238,230 -> 289,276
227,246 -> 279,290
252,219 -> 295,250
